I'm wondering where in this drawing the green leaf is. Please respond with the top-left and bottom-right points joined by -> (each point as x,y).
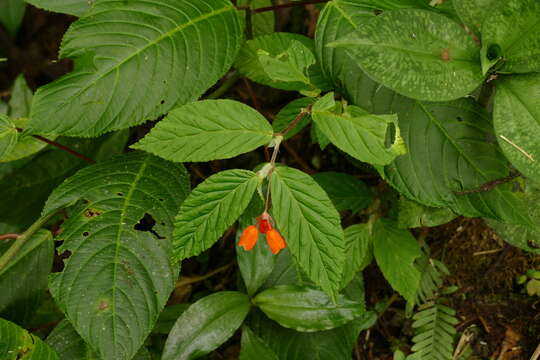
240,326 -> 279,360
340,224 -> 372,289
313,172 -> 373,213
237,0 -> 275,37
0,134 -> 127,232
235,32 -> 327,92
410,301 -> 458,360
173,169 -> 259,261
272,97 -> 315,140
29,0 -> 244,137
24,0 -> 94,16
453,0 -> 495,36
398,197 -> 457,229
8,74 -> 32,119
0,317 -> 59,360
133,100 -> 273,162
377,96 -> 529,224
44,152 -> 189,360
237,212 -> 276,296
248,309 -> 369,360
312,93 -> 406,165
0,115 -> 18,160
270,166 -> 345,299
373,219 -> 422,303
0,0 -> 25,36
331,9 -> 483,101
258,40 -> 320,96
162,291 -> 250,360
46,320 -> 151,360
480,0 -> 540,74
261,248 -> 301,290
0,230 -> 54,325
487,181 -> 540,255
253,285 -> 365,332
494,74 -> 540,181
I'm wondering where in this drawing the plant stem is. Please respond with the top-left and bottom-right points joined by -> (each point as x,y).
277,105 -> 312,138
0,212 -> 57,271
32,135 -> 97,164
205,72 -> 241,99
0,234 -> 19,241
454,171 -> 520,195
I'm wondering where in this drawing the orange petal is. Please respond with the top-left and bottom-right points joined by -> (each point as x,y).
238,225 -> 258,251
265,229 -> 286,255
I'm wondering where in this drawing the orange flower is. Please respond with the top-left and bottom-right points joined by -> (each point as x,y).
238,225 -> 258,251
265,228 -> 286,255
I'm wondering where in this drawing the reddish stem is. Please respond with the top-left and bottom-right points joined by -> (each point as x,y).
32,135 -> 96,164
0,234 -> 19,241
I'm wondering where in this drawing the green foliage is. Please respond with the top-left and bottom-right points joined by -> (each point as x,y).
162,291 -> 250,360
270,166 -> 345,299
0,317 -> 58,359
44,152 -> 189,360
240,326 -> 279,360
272,97 -> 315,139
0,0 -> 25,36
340,224 -> 372,289
133,100 -> 273,162
0,230 -> 53,325
398,197 -> 457,229
253,285 -> 365,332
24,0 -> 93,16
0,115 -> 18,159
29,0 -> 244,137
313,172 -> 373,213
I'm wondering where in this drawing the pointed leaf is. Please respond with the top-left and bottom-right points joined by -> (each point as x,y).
44,152 -> 189,360
173,169 -> 259,261
373,219 -> 422,303
312,93 -> 406,165
133,100 -> 273,162
240,326 -> 279,360
253,285 -> 365,332
313,172 -> 373,213
162,291 -> 250,360
480,0 -> 540,74
270,166 -> 345,299
332,9 -> 483,101
0,317 -> 58,360
494,74 -> 540,181
29,0 -> 244,137
0,230 -> 54,325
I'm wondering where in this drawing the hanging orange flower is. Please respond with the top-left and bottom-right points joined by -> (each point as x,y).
237,213 -> 286,255
265,228 -> 286,255
238,225 -> 258,251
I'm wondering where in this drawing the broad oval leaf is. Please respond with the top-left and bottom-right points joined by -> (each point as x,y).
24,0 -> 93,16
376,95 -> 528,224
0,115 -> 18,159
312,93 -> 405,165
313,172 -> 373,213
494,74 -> 540,181
44,152 -> 190,360
162,291 -> 250,360
331,9 -> 483,101
133,100 -> 273,162
253,285 -> 364,332
240,326 -> 279,360
46,320 -> 151,360
270,166 -> 345,299
373,219 -> 422,304
481,0 -> 540,74
0,317 -> 59,360
29,0 -> 244,137
0,230 -> 54,325
173,169 -> 259,261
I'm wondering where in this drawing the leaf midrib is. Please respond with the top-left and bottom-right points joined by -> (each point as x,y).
61,3 -> 235,102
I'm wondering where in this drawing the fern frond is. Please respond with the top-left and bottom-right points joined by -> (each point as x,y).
409,301 -> 458,360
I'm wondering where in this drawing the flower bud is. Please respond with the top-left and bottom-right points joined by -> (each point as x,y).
265,228 -> 286,255
238,225 -> 258,251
